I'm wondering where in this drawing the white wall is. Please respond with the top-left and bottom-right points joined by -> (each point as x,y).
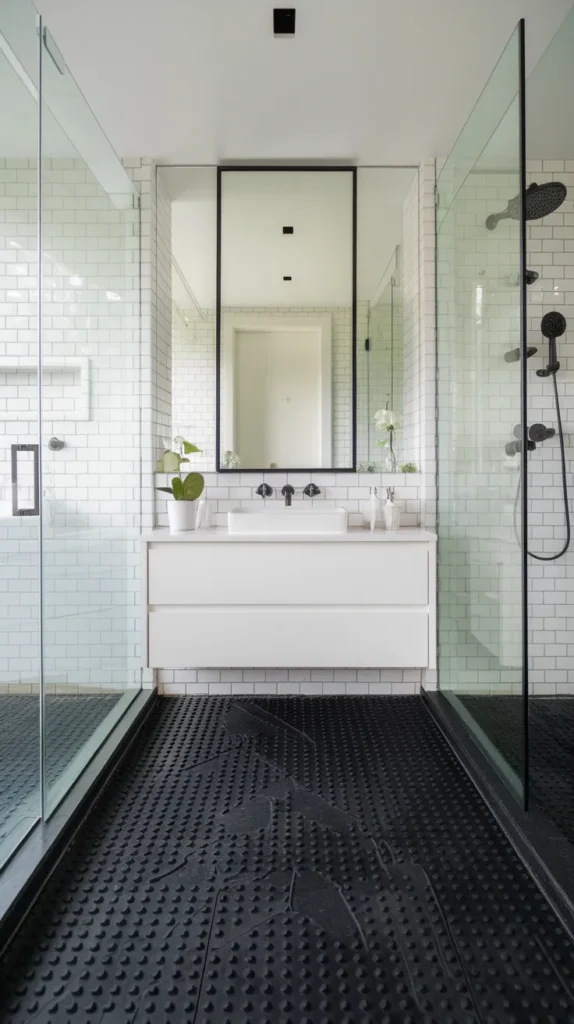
526,160 -> 574,695
0,156 -> 141,693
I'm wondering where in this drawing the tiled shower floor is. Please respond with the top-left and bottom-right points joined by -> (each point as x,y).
1,695 -> 573,1022
460,695 -> 574,845
0,694 -> 121,850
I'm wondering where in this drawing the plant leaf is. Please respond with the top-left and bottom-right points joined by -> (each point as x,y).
171,476 -> 184,500
156,486 -> 174,495
163,452 -> 181,473
183,440 -> 202,454
182,472 -> 205,501
179,457 -> 190,464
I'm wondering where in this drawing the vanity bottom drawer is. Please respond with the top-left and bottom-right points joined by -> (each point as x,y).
148,607 -> 429,669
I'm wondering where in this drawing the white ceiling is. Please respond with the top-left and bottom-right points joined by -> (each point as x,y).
160,166 -> 416,308
33,0 -> 574,166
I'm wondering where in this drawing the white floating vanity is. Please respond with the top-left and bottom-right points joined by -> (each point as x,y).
142,526 -> 437,670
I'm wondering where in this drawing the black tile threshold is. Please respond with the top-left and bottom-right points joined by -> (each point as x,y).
0,695 -> 573,1023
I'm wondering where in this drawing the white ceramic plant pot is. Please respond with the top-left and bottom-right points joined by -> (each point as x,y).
167,499 -> 198,533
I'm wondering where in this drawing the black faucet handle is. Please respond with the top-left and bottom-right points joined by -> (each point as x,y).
303,482 -> 320,498
256,482 -> 273,498
281,484 -> 295,507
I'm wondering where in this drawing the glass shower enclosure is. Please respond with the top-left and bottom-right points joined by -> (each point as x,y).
0,0 -> 142,868
436,22 -> 528,803
437,7 -> 574,838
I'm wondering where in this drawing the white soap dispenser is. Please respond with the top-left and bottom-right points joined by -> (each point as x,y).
383,487 -> 401,532
368,486 -> 380,531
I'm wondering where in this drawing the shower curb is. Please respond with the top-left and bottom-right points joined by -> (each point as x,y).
422,688 -> 574,942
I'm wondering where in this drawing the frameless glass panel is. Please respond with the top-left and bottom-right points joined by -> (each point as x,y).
356,167 -> 419,474
40,34 -> 142,816
436,24 -> 526,802
0,0 -> 41,866
525,5 -> 574,840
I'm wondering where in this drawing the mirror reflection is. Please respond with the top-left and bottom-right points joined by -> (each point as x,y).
159,165 -> 419,476
356,167 -> 419,473
218,169 -> 355,471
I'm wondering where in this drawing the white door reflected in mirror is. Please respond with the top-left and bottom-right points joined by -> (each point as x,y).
218,168 -> 355,471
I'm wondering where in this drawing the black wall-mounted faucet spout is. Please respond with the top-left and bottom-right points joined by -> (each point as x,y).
281,484 -> 295,507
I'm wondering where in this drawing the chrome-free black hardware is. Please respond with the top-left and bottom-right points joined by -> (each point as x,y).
504,346 -> 537,363
303,483 -> 320,498
537,310 -> 566,376
11,443 -> 40,516
529,423 -> 556,443
256,483 -> 273,498
505,438 -> 536,456
281,484 -> 295,506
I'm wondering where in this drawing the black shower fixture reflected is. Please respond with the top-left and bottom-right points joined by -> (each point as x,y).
485,181 -> 567,230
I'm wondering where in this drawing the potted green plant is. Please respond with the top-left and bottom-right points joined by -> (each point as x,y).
156,436 -> 205,533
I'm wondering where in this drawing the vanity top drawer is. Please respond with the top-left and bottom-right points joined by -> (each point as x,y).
147,541 -> 429,606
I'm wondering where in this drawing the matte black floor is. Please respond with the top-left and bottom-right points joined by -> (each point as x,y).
0,695 -> 121,849
460,696 -> 574,845
1,696 -> 574,1023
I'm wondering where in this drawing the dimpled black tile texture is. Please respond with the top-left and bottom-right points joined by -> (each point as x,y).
0,695 -> 121,848
1,696 -> 574,1024
461,695 -> 574,845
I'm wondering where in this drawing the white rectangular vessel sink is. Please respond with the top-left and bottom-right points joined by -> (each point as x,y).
228,507 -> 348,536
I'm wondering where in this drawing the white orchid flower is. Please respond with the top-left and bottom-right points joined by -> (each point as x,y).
374,408 -> 399,430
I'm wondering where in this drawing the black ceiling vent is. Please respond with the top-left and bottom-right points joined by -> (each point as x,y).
283,276 -> 292,281
283,225 -> 294,234
274,9 -> 296,35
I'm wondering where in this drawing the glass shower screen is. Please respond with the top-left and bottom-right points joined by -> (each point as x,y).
436,22 -> 528,804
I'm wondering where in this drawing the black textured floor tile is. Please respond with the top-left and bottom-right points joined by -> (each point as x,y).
461,695 -> 574,845
0,695 -> 573,1023
0,695 -> 121,847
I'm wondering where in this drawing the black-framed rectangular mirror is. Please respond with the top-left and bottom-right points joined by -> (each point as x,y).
216,167 -> 357,472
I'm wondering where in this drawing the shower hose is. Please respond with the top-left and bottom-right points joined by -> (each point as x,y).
514,371 -> 571,561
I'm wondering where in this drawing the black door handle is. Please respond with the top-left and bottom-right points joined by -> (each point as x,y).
11,443 -> 40,516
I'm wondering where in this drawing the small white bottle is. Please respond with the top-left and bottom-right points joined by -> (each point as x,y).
383,488 -> 401,531
196,498 -> 211,529
368,486 -> 380,531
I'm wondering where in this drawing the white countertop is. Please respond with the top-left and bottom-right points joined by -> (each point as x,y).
142,527 -> 437,544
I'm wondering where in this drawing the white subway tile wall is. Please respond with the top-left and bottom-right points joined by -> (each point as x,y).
436,158 -> 574,697
0,156 -> 142,694
526,161 -> 574,695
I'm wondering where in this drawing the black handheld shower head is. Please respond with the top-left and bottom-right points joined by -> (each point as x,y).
541,311 -> 566,339
485,181 -> 567,230
537,311 -> 567,377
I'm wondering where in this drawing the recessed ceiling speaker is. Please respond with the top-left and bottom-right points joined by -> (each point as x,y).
274,9 -> 296,35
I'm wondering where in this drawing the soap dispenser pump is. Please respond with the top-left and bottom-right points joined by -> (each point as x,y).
383,487 -> 401,532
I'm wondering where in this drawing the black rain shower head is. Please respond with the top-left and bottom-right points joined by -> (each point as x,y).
485,181 -> 567,230
541,310 -> 567,339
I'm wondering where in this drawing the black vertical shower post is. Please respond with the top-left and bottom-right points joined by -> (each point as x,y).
518,18 -> 530,811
